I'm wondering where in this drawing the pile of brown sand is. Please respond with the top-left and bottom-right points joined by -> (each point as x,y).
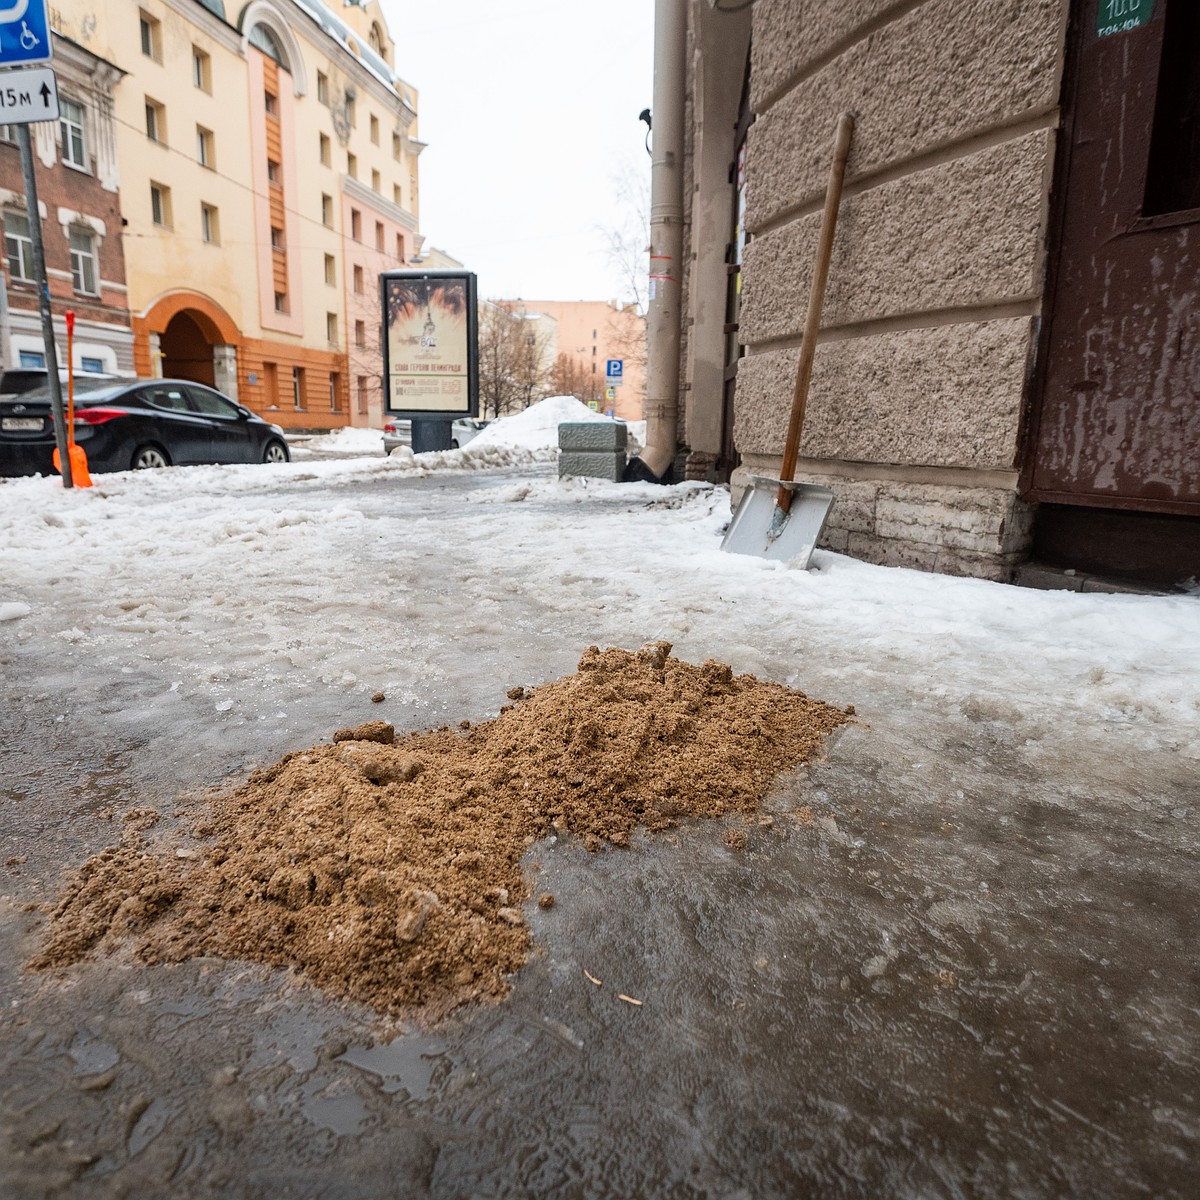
32,644 -> 850,1015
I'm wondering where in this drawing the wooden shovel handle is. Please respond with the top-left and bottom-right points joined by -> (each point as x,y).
776,112 -> 855,513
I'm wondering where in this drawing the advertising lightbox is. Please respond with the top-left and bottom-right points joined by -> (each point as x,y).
381,269 -> 478,419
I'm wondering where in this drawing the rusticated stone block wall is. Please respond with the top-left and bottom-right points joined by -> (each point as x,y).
727,0 -> 1067,579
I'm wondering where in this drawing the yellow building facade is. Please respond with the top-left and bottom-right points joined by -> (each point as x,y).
50,0 -> 422,429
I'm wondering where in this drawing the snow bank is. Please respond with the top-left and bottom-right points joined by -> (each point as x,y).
472,396 -> 613,451
293,426 -> 385,455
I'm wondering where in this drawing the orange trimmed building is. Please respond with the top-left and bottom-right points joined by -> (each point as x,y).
50,0 -> 424,430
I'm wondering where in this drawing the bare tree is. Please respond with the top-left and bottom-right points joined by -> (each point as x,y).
477,301 -> 553,418
602,162 -> 651,315
550,353 -> 604,405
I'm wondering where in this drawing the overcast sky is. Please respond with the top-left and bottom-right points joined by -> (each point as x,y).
378,0 -> 655,303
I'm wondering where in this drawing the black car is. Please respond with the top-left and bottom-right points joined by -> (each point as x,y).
0,379 -> 290,477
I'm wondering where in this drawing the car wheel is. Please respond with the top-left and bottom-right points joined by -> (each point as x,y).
131,444 -> 170,470
263,439 -> 289,464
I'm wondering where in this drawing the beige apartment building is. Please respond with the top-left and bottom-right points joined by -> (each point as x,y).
47,0 -> 424,431
669,0 -> 1198,585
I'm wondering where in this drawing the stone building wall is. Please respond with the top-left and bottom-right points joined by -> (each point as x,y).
719,0 -> 1068,579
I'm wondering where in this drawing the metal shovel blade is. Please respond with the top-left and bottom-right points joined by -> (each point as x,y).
720,477 -> 835,566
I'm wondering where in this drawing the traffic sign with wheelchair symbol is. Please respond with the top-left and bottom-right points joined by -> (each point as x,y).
0,0 -> 53,69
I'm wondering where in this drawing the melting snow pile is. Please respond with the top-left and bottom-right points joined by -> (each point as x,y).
470,396 -> 614,452
293,426 -> 385,456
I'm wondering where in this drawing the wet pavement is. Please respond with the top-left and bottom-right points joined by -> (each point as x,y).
2,466 -> 1197,1198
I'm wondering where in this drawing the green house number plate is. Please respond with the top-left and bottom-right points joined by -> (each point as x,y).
1096,0 -> 1153,37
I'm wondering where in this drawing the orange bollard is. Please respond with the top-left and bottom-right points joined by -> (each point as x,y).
52,310 -> 92,487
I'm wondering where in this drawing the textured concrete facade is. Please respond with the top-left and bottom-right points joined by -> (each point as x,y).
681,0 -> 1069,580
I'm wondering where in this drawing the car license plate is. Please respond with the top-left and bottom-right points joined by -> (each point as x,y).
2,417 -> 42,431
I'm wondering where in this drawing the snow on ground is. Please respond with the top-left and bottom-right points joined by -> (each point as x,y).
290,426 -> 386,456
471,395 -> 612,451
2,453 -> 1198,775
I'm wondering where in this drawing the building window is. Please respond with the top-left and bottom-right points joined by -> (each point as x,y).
321,194 -> 333,226
81,357 -> 104,373
395,233 -> 405,261
192,47 -> 211,91
292,366 -> 305,409
150,182 -> 171,227
264,89 -> 277,115
59,99 -> 87,170
275,291 -> 288,313
350,208 -> 361,240
354,319 -> 366,348
317,72 -> 329,105
369,114 -> 379,145
145,99 -> 165,144
267,158 -> 280,183
357,376 -> 368,415
324,254 -> 336,285
4,212 -> 34,281
326,312 -> 338,343
19,350 -> 45,368
139,11 -> 161,61
201,203 -> 219,245
371,169 -> 380,193
347,152 -> 357,179
319,133 -> 330,166
392,132 -> 401,161
346,96 -> 356,127
393,184 -> 402,207
196,126 -> 213,168
249,24 -> 288,69
0,125 -> 16,144
69,228 -> 99,294
353,264 -> 363,294
270,226 -> 283,250
329,372 -> 340,411
374,221 -> 384,251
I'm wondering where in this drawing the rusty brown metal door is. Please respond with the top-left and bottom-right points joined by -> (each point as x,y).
1026,0 -> 1200,516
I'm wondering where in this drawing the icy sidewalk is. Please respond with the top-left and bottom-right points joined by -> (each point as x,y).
0,455 -> 1197,763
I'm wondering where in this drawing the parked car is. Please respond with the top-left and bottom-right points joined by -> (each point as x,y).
0,378 -> 290,477
382,417 -> 490,455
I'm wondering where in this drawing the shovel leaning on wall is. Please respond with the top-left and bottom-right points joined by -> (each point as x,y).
721,112 -> 854,565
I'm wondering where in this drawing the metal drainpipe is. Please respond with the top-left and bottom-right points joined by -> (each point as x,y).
636,0 -> 687,481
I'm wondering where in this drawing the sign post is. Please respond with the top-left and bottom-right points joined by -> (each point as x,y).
605,358 -> 624,386
3,1 -> 69,483
16,122 -> 71,486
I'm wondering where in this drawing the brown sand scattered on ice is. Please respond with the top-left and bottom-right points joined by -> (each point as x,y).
32,643 -> 850,1015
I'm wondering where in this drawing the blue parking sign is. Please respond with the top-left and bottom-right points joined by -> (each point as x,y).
605,358 -> 623,381
0,0 -> 54,69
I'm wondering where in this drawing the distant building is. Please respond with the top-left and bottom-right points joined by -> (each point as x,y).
40,0 -> 425,430
504,299 -> 644,421
0,33 -> 133,378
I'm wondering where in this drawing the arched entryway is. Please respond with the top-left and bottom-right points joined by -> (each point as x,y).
161,311 -> 216,386
135,292 -> 242,402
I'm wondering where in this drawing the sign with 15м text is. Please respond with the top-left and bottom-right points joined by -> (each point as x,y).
606,358 -> 623,383
0,64 -> 57,123
1096,0 -> 1153,38
0,0 -> 53,67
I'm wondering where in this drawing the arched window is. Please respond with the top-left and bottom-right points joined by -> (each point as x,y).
249,23 -> 288,69
369,22 -> 385,54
